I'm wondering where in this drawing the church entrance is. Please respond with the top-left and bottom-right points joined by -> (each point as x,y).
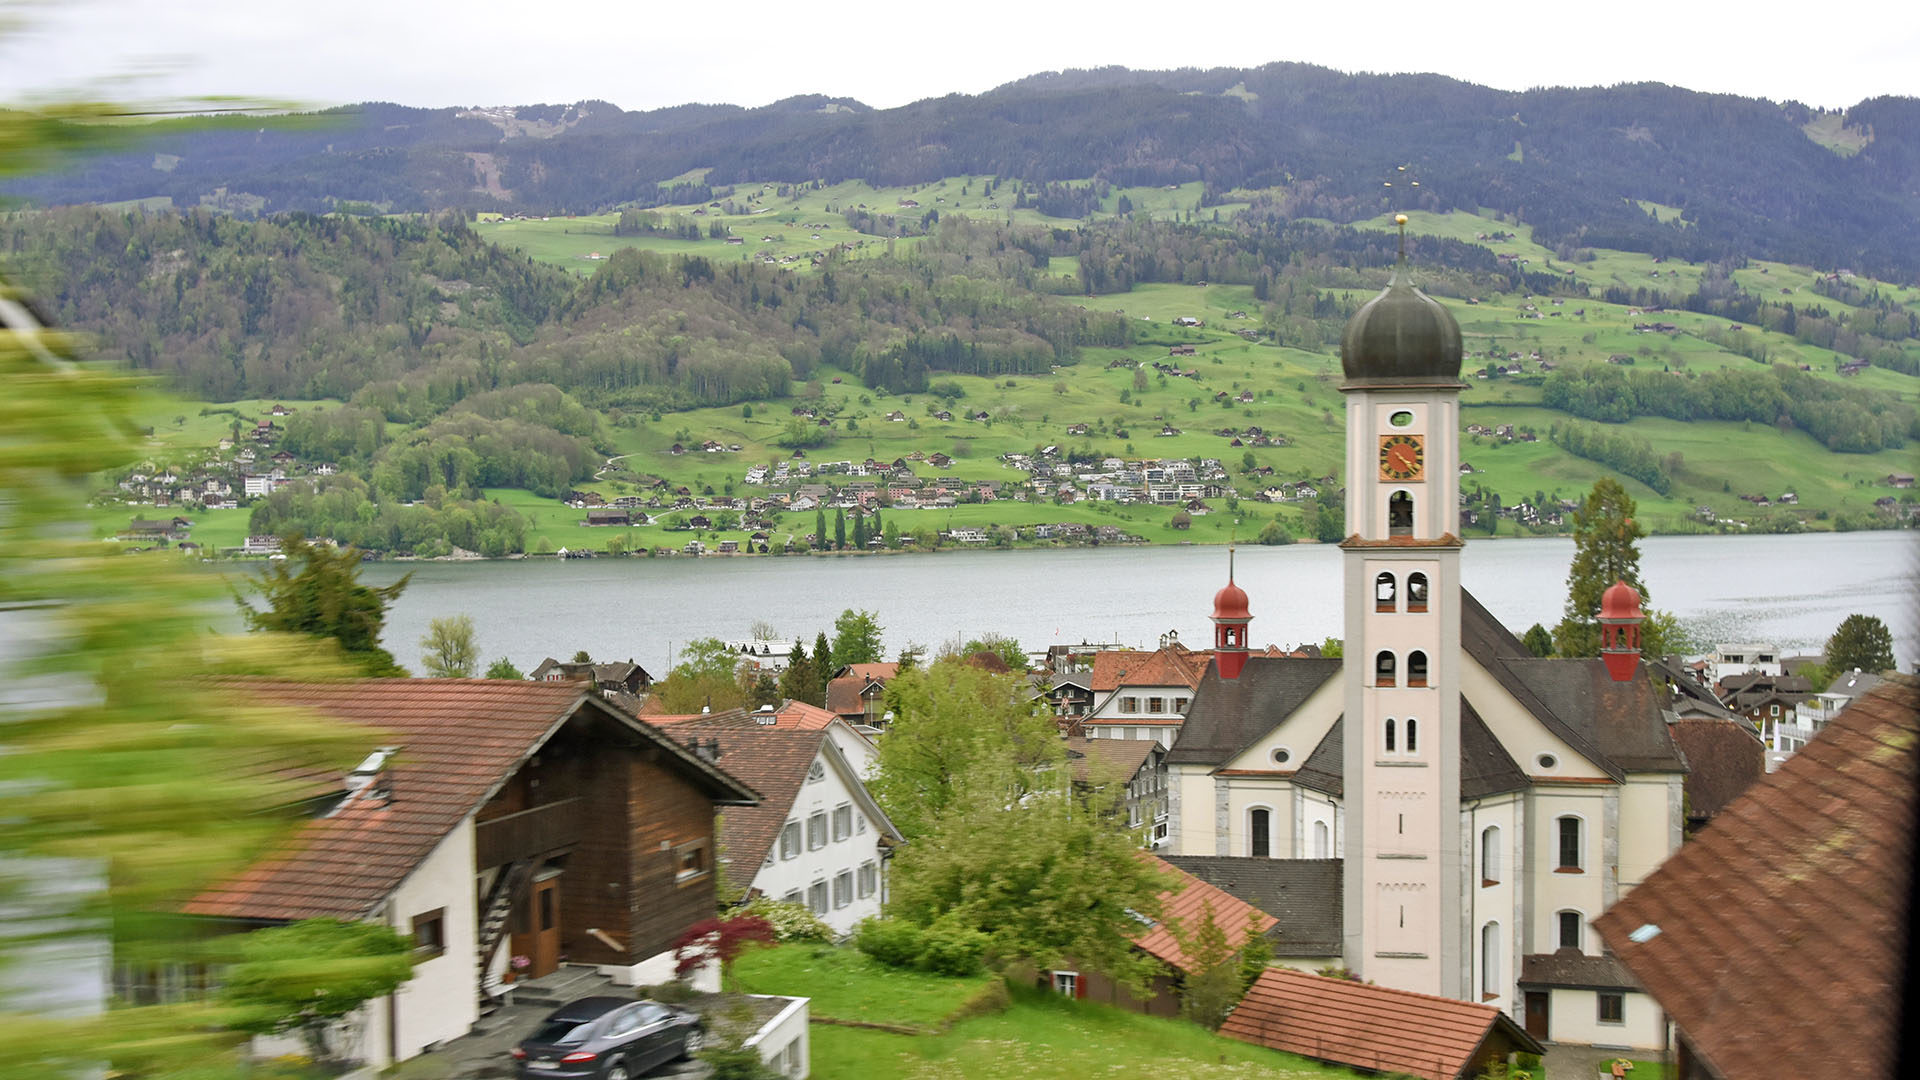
1524,990 -> 1550,1040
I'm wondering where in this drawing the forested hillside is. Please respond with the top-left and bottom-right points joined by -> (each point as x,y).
5,64 -> 1915,278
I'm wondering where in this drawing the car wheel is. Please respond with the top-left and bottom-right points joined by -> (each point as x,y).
679,1026 -> 705,1060
605,1060 -> 630,1080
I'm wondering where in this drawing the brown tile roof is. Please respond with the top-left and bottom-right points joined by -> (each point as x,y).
840,662 -> 898,682
184,680 -> 757,922
1221,966 -> 1541,1080
824,676 -> 870,717
1089,647 -> 1210,693
1066,736 -> 1159,785
773,700 -> 840,730
1135,854 -> 1276,974
1668,715 -> 1764,824
1594,673 -> 1919,1080
670,722 -> 828,878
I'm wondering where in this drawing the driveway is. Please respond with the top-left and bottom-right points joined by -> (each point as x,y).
388,1004 -> 709,1080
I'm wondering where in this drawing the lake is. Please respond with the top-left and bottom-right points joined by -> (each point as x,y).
358,532 -> 1920,677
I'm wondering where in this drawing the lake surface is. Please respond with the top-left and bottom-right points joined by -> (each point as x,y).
359,533 -> 1920,677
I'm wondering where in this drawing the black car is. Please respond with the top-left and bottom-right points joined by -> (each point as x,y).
512,996 -> 706,1080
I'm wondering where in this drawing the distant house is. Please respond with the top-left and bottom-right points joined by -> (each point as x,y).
585,509 -> 631,527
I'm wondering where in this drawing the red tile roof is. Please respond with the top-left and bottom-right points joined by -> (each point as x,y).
1594,673 -> 1919,1080
671,722 -> 828,879
184,680 -> 756,922
1135,854 -> 1276,974
840,662 -> 898,682
773,700 -> 840,730
1220,966 -> 1540,1080
1089,647 -> 1212,693
824,675 -> 872,717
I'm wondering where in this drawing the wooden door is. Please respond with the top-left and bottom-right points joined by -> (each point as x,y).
508,875 -> 563,979
530,876 -> 561,977
1524,990 -> 1550,1041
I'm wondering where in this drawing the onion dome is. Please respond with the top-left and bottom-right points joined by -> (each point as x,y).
1213,577 -> 1251,621
1340,222 -> 1463,386
1600,580 -> 1644,621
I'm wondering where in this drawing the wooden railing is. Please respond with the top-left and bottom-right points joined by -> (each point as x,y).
475,797 -> 584,868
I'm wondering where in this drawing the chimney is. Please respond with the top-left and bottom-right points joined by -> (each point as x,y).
342,746 -> 398,807
691,738 -> 722,763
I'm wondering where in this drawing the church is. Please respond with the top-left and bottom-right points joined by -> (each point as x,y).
1155,230 -> 1685,1052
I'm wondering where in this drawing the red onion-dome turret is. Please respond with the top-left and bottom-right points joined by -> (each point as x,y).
1212,550 -> 1253,680
1213,578 -> 1251,621
1598,579 -> 1645,682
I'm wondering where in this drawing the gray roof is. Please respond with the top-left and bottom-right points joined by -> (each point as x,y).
1167,657 -> 1341,765
1461,700 -> 1530,798
1161,856 -> 1343,956
1294,717 -> 1344,798
1174,590 -> 1683,782
1519,950 -> 1640,991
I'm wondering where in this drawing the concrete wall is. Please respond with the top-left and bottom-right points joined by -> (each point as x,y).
1547,987 -> 1663,1051
743,995 -> 811,1079
386,820 -> 481,1062
1617,775 -> 1681,895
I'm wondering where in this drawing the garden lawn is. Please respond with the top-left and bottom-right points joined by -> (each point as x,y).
727,943 -> 994,1029
807,983 -> 1356,1080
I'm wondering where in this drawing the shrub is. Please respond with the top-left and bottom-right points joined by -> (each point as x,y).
914,918 -> 988,977
855,916 -> 925,969
740,896 -> 832,943
637,980 -> 697,1004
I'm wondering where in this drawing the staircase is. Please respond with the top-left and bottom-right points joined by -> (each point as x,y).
476,859 -> 532,1006
507,966 -> 623,1009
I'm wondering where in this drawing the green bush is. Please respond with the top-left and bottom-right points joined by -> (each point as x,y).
740,896 -> 833,943
855,916 -> 925,969
638,980 -> 697,1004
914,918 -> 988,977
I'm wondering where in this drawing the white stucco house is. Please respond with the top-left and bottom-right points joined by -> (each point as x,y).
657,707 -> 902,935
180,680 -> 758,1068
1081,640 -> 1209,747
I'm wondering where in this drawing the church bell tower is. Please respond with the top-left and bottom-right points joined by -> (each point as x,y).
1338,218 -> 1468,998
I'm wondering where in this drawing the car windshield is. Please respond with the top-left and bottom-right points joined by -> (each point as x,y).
527,1019 -> 596,1046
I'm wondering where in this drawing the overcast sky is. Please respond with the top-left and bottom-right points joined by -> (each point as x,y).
1,0 -> 1912,113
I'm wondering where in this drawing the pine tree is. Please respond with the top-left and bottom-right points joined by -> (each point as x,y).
1552,477 -> 1647,658
780,638 -> 819,705
1826,614 -> 1896,674
814,631 -> 834,699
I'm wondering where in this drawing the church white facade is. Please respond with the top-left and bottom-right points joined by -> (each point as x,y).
1161,240 -> 1683,1051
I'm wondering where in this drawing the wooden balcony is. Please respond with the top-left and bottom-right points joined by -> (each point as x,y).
475,797 -> 584,868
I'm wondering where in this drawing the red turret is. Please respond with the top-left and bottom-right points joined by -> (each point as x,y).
1212,550 -> 1252,679
1599,579 -> 1644,682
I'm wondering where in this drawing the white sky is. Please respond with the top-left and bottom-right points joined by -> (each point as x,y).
0,0 -> 1913,114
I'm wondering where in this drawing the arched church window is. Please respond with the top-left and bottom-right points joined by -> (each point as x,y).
1408,650 -> 1429,687
1313,820 -> 1330,858
1375,650 -> 1396,687
1405,717 -> 1419,753
1374,572 -> 1397,613
1481,921 -> 1501,997
1249,808 -> 1271,858
1384,717 -> 1396,753
1481,825 -> 1501,885
1407,572 -> 1429,612
1389,491 -> 1414,536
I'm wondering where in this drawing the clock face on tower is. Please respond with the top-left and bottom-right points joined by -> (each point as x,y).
1378,433 -> 1425,481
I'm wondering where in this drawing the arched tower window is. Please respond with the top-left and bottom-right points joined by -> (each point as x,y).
1375,650 -> 1396,687
1407,572 -> 1429,612
1383,717 -> 1396,753
1374,572 -> 1397,613
1481,825 -> 1501,885
1249,808 -> 1271,858
1389,490 -> 1414,536
1481,922 -> 1501,997
1405,717 -> 1419,753
1408,650 -> 1429,687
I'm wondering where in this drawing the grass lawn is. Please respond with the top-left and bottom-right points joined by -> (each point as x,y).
728,944 -> 996,1029
808,982 -> 1354,1080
